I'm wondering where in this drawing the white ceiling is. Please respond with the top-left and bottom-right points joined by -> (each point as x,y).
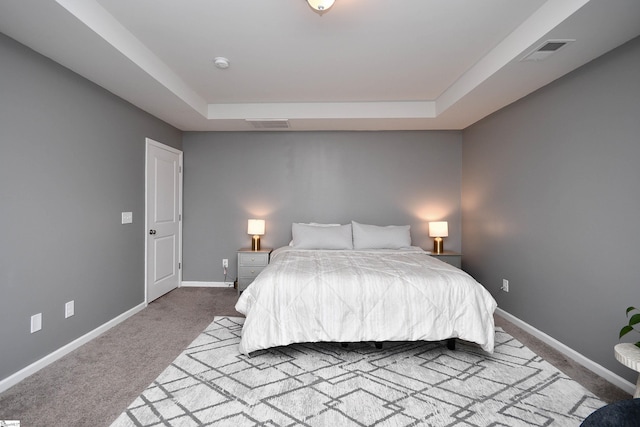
1,0 -> 639,131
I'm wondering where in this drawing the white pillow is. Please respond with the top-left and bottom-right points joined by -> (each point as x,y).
352,221 -> 411,249
291,223 -> 353,249
289,223 -> 341,246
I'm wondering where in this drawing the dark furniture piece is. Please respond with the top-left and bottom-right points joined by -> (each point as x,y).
581,399 -> 640,427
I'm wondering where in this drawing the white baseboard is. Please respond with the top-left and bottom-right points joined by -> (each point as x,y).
495,307 -> 635,395
3,302 -> 632,396
0,302 -> 146,394
181,281 -> 234,288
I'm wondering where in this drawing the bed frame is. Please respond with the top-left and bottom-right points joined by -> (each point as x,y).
341,338 -> 456,350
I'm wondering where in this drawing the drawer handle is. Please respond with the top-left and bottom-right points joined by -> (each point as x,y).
251,257 -> 255,261
250,270 -> 255,274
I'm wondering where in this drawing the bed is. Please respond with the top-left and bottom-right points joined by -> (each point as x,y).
235,222 -> 497,355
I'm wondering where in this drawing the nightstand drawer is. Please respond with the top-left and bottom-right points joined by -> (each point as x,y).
239,266 -> 264,279
237,277 -> 253,292
435,255 -> 461,269
429,250 -> 462,269
237,248 -> 272,295
238,252 -> 269,267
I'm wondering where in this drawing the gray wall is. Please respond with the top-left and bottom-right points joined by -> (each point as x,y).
462,36 -> 640,384
183,131 -> 462,281
5,22 -> 636,391
0,33 -> 182,381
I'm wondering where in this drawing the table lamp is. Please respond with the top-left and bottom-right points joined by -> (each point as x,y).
247,219 -> 265,251
428,221 -> 448,254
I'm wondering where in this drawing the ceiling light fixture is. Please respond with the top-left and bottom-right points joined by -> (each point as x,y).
213,57 -> 230,69
306,0 -> 335,15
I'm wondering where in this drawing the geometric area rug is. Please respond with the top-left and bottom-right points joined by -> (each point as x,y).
110,317 -> 605,426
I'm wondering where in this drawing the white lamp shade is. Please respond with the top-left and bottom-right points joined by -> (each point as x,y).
247,219 -> 265,235
428,221 -> 448,238
307,0 -> 335,12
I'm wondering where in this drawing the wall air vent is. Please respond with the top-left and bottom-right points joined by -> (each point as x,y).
245,119 -> 290,129
520,39 -> 575,62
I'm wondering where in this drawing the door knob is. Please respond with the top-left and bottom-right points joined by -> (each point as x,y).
149,229 -> 157,235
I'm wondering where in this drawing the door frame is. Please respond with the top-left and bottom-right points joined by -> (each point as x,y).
145,137 -> 183,304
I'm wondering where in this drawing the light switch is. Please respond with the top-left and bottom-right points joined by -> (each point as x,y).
65,300 -> 75,318
121,212 -> 133,224
31,313 -> 42,333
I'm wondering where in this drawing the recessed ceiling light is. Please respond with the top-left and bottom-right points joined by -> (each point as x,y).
213,57 -> 230,69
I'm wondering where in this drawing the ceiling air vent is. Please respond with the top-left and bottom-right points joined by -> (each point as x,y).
520,39 -> 575,62
245,119 -> 290,129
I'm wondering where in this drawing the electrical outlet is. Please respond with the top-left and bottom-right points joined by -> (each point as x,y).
31,313 -> 42,333
501,279 -> 509,292
222,259 -> 229,268
65,300 -> 75,318
121,211 -> 133,224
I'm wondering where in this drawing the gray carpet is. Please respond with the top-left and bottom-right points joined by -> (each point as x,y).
0,288 -> 631,426
0,287 -> 241,427
110,317 -> 605,426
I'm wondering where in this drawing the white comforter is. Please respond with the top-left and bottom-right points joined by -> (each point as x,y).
235,247 -> 497,355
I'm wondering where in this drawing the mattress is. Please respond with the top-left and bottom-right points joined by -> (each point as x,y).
235,246 -> 497,355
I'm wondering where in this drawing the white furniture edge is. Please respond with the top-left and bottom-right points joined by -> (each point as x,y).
496,307 -> 635,395
614,343 -> 640,398
181,281 -> 234,288
0,302 -> 146,394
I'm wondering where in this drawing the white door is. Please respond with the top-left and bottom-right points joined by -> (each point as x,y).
146,138 -> 182,302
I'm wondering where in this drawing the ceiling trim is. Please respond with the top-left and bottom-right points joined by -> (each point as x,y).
436,0 -> 590,115
53,0 -> 594,124
0,0 -> 625,130
55,0 -> 208,118
208,101 -> 436,120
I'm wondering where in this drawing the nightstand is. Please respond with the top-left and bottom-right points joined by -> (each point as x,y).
429,250 -> 462,269
237,248 -> 272,295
